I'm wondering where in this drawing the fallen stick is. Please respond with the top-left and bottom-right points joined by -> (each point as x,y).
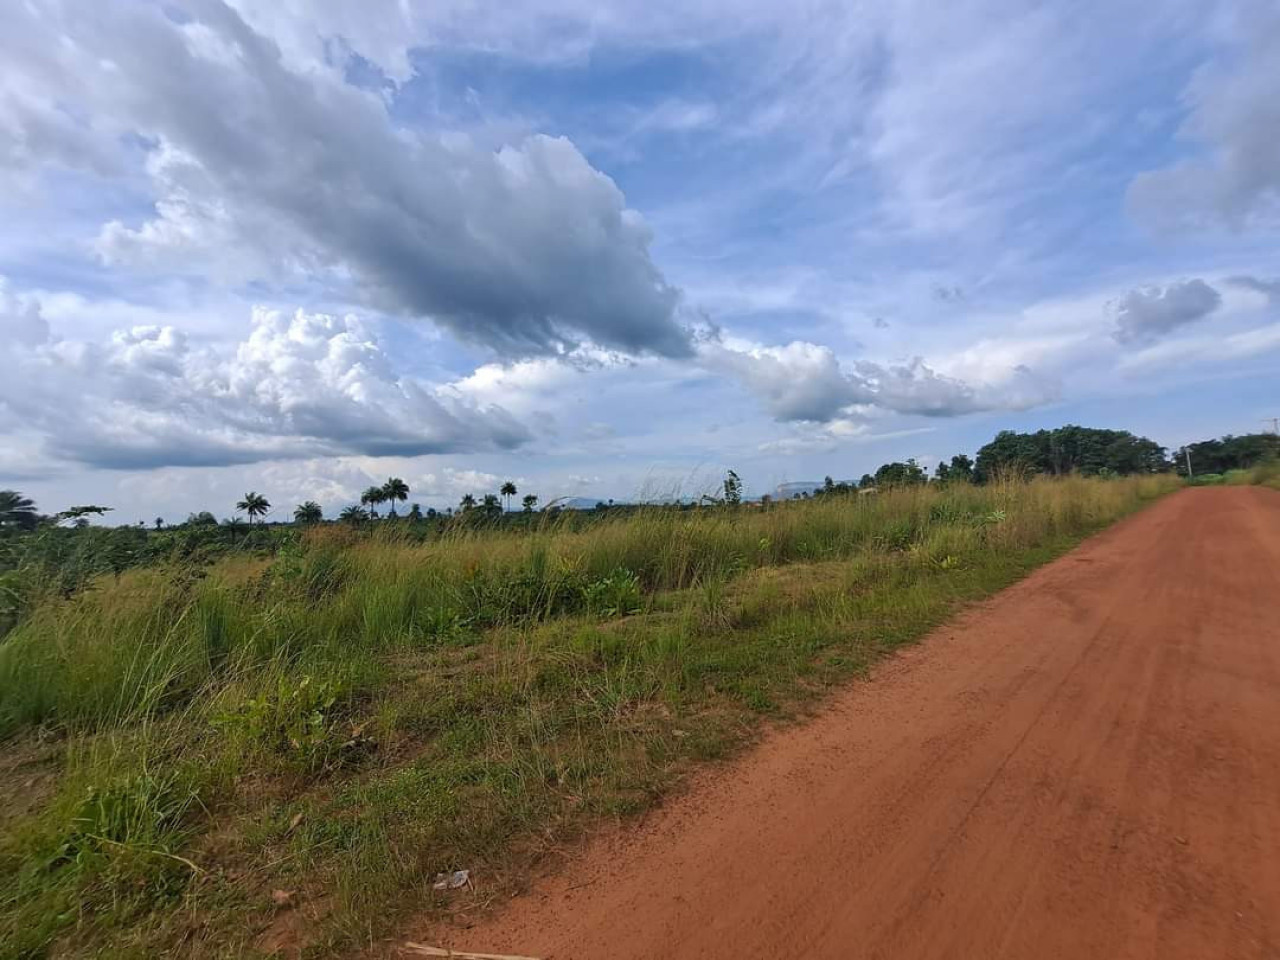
400,943 -> 543,960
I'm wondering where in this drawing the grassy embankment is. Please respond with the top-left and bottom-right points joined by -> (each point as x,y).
0,474 -> 1179,958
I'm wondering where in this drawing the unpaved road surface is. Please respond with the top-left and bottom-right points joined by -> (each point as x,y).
430,487 -> 1280,960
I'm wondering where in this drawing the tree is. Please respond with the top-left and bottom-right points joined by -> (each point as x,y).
236,492 -> 270,525
723,470 -> 743,505
361,485 -> 387,519
858,473 -> 874,489
154,517 -> 164,530
186,510 -> 218,526
823,475 -> 835,493
934,461 -> 951,482
500,480 -> 518,511
947,454 -> 975,483
874,459 -> 927,487
481,493 -> 502,518
382,477 -> 409,516
407,502 -> 422,521
459,493 -> 477,513
0,491 -> 40,531
56,505 -> 112,525
521,493 -> 538,513
1172,433 -> 1280,477
975,426 -> 1167,481
339,504 -> 367,524
294,501 -> 323,524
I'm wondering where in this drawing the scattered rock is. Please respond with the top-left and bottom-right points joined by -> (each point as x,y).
432,869 -> 472,891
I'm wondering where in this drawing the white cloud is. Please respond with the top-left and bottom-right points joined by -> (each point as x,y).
4,0 -> 689,359
698,336 -> 1051,424
1129,2 -> 1280,229
0,291 -> 530,471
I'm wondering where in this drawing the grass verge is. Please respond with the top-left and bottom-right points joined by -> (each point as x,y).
0,475 -> 1179,958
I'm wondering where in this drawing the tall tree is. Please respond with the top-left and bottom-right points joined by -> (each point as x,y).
236,492 -> 270,525
481,493 -> 502,518
0,491 -> 39,531
361,485 -> 386,519
339,504 -> 367,524
382,477 -> 409,516
294,501 -> 323,524
459,493 -> 477,512
521,493 -> 538,513
947,454 -> 975,483
500,480 -> 518,511
874,459 -> 927,487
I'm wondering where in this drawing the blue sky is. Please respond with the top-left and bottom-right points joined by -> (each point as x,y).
1,0 -> 1278,521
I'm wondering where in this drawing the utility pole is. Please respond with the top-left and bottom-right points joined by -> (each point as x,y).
1184,446 -> 1193,479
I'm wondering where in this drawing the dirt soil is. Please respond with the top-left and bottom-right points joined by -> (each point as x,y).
412,486 -> 1280,960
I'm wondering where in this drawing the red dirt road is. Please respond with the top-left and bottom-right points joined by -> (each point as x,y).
430,487 -> 1280,960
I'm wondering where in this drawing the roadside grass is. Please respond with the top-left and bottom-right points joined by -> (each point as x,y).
0,475 -> 1178,958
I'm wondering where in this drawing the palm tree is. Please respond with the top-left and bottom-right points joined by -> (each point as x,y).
481,493 -> 501,518
522,493 -> 538,513
294,501 -> 323,524
459,493 -> 477,512
154,517 -> 164,530
500,480 -> 517,512
361,485 -> 386,519
339,504 -> 367,524
236,492 -> 270,525
0,490 -> 39,531
382,477 -> 409,516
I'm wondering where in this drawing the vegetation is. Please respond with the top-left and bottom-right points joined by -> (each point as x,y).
1172,432 -> 1280,477
974,425 -> 1167,480
0,470 -> 1184,958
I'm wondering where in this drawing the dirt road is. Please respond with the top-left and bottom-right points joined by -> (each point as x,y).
431,487 -> 1280,960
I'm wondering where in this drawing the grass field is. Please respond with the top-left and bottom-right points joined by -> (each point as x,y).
0,474 -> 1181,958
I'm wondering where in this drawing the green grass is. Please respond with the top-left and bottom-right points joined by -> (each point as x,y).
0,474 -> 1180,958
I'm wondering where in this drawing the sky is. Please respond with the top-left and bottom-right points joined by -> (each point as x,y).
1,0 -> 1278,522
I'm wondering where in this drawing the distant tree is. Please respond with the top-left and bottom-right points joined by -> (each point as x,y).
426,507 -> 438,519
154,517 -> 164,530
975,426 -> 1166,481
723,469 -> 743,505
236,492 -> 270,525
382,477 -> 409,516
521,493 -> 538,513
361,485 -> 387,519
56,504 -> 112,526
823,475 -> 836,493
947,454 -> 975,483
874,459 -> 927,487
294,501 -> 323,524
459,493 -> 477,513
0,491 -> 40,531
407,502 -> 422,521
1172,433 -> 1280,477
934,461 -> 951,482
339,504 -> 367,524
186,510 -> 218,526
500,480 -> 518,511
481,493 -> 502,518
858,473 -> 874,489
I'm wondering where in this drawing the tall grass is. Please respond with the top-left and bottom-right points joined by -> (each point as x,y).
0,474 -> 1178,958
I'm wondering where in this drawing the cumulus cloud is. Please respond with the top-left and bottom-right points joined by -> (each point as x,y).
0,294 -> 530,470
1111,279 -> 1222,345
3,0 -> 688,359
697,337 -> 1048,425
1129,3 -> 1280,229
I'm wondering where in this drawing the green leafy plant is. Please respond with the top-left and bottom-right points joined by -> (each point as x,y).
583,568 -> 643,618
